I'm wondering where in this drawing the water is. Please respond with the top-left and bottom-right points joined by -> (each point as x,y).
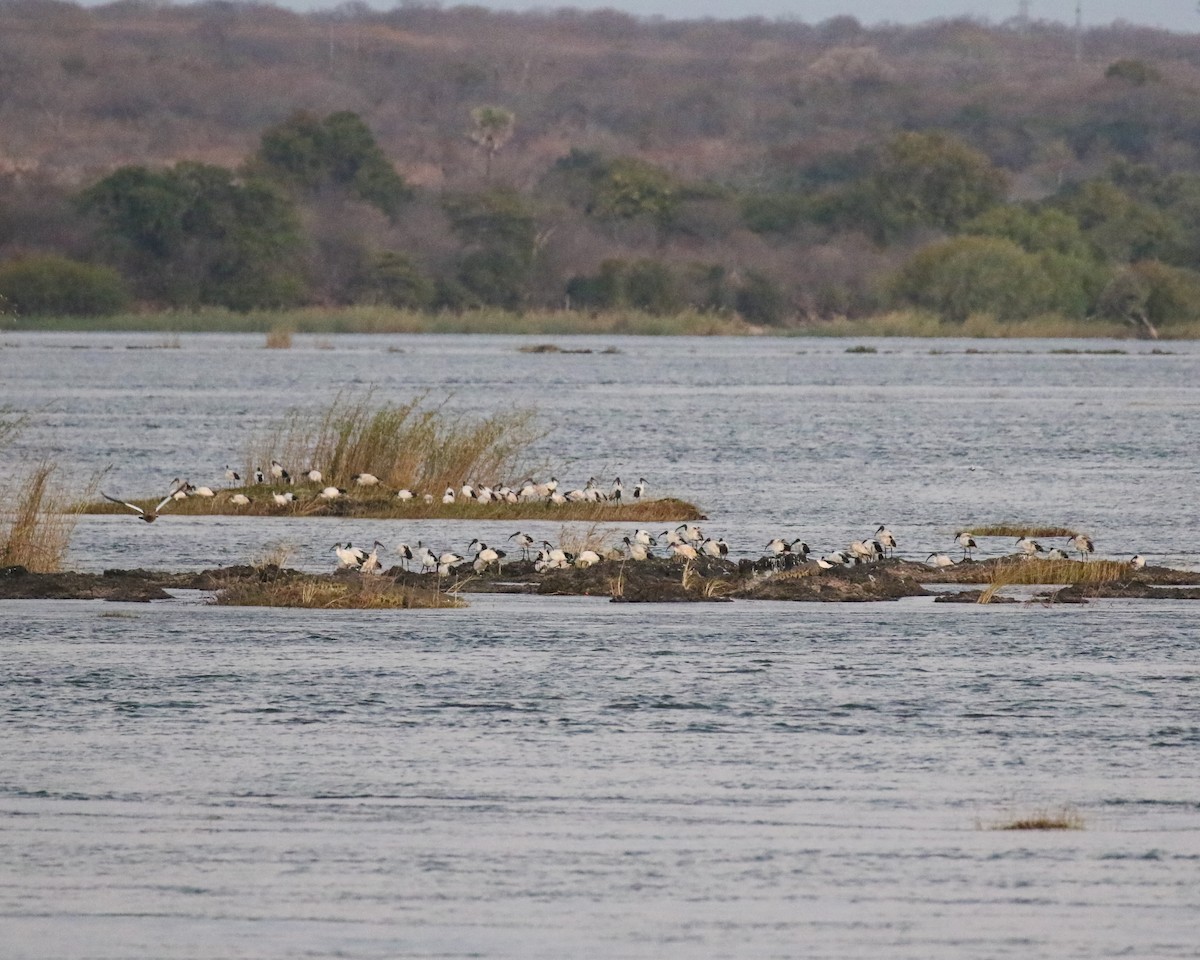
2,333 -> 1199,957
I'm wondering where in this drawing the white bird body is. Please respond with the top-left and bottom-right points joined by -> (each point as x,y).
334,542 -> 367,569
670,541 -> 699,561
509,531 -> 535,559
701,538 -> 723,558
633,478 -> 646,500
360,541 -> 385,574
224,466 -> 240,483
610,477 -> 623,501
954,531 -> 977,558
396,489 -> 414,501
396,542 -> 414,569
1016,536 -> 1045,557
270,460 -> 285,480
623,537 -> 650,561
874,525 -> 897,556
633,529 -> 656,547
189,485 -> 215,498
925,553 -> 954,567
849,540 -> 874,563
318,486 -> 343,500
1045,547 -> 1069,560
540,542 -> 570,565
575,550 -> 602,569
353,473 -> 380,487
1068,534 -> 1095,560
442,487 -> 456,504
229,493 -> 251,506
306,469 -> 323,484
418,546 -> 438,573
549,492 -> 567,505
272,491 -> 294,506
1130,554 -> 1146,569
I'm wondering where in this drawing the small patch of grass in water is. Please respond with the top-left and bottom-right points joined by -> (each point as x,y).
987,807 -> 1085,831
216,575 -> 465,609
966,523 -> 1081,538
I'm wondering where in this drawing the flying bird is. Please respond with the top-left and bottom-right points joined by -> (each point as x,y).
100,486 -> 181,523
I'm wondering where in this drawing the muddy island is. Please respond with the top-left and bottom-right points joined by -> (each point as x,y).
2,555 -> 1196,606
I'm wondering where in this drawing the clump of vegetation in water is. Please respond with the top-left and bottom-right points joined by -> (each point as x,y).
987,807 -> 1085,831
966,523 -> 1081,538
0,412 -> 94,573
247,391 -> 541,494
215,572 -> 465,609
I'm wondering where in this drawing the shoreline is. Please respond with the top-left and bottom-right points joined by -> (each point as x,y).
3,556 -> 1196,606
4,308 -> 1197,340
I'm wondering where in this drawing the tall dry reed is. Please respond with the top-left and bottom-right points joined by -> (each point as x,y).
245,392 -> 542,492
0,460 -> 90,572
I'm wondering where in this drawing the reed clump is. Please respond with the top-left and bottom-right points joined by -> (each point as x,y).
966,524 -> 1082,538
980,558 -> 1128,586
0,460 -> 89,573
246,391 -> 542,493
264,324 -> 293,349
216,574 -> 465,609
989,807 -> 1085,831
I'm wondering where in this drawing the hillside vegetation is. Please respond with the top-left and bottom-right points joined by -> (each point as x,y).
3,0 -> 1200,333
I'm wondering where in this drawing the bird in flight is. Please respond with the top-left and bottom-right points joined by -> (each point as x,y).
101,481 -> 185,523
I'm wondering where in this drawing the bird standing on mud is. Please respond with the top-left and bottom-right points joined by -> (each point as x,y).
954,531 -> 977,559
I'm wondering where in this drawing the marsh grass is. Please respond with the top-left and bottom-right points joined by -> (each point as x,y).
0,460 -> 91,572
967,524 -> 1081,538
245,391 -> 542,494
982,559 -> 1127,585
974,558 -> 1128,600
216,574 -> 465,609
987,807 -> 1085,831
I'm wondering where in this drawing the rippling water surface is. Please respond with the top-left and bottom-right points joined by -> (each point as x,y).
2,333 -> 1199,958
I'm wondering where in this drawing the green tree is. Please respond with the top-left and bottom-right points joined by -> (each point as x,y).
443,188 -> 537,308
254,111 -> 412,219
891,235 -> 1100,322
735,271 -> 788,325
356,251 -> 434,309
468,106 -> 516,181
78,162 -> 306,309
842,132 -> 1008,241
0,254 -> 129,317
1051,179 -> 1183,264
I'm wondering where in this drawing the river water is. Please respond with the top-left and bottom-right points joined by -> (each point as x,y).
2,332 -> 1199,958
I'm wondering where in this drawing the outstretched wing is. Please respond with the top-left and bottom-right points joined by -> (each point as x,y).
101,492 -> 145,516
153,491 -> 177,514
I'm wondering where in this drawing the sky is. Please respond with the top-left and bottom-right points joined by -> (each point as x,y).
269,0 -> 1200,32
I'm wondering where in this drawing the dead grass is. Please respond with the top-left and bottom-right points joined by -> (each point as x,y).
967,523 -> 1082,538
979,558 -> 1128,586
0,460 -> 91,573
988,807 -> 1085,831
216,574 -> 466,609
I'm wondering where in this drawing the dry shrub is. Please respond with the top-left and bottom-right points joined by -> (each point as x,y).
0,460 -> 89,572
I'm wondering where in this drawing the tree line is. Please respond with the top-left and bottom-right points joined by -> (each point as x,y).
2,1 -> 1200,330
